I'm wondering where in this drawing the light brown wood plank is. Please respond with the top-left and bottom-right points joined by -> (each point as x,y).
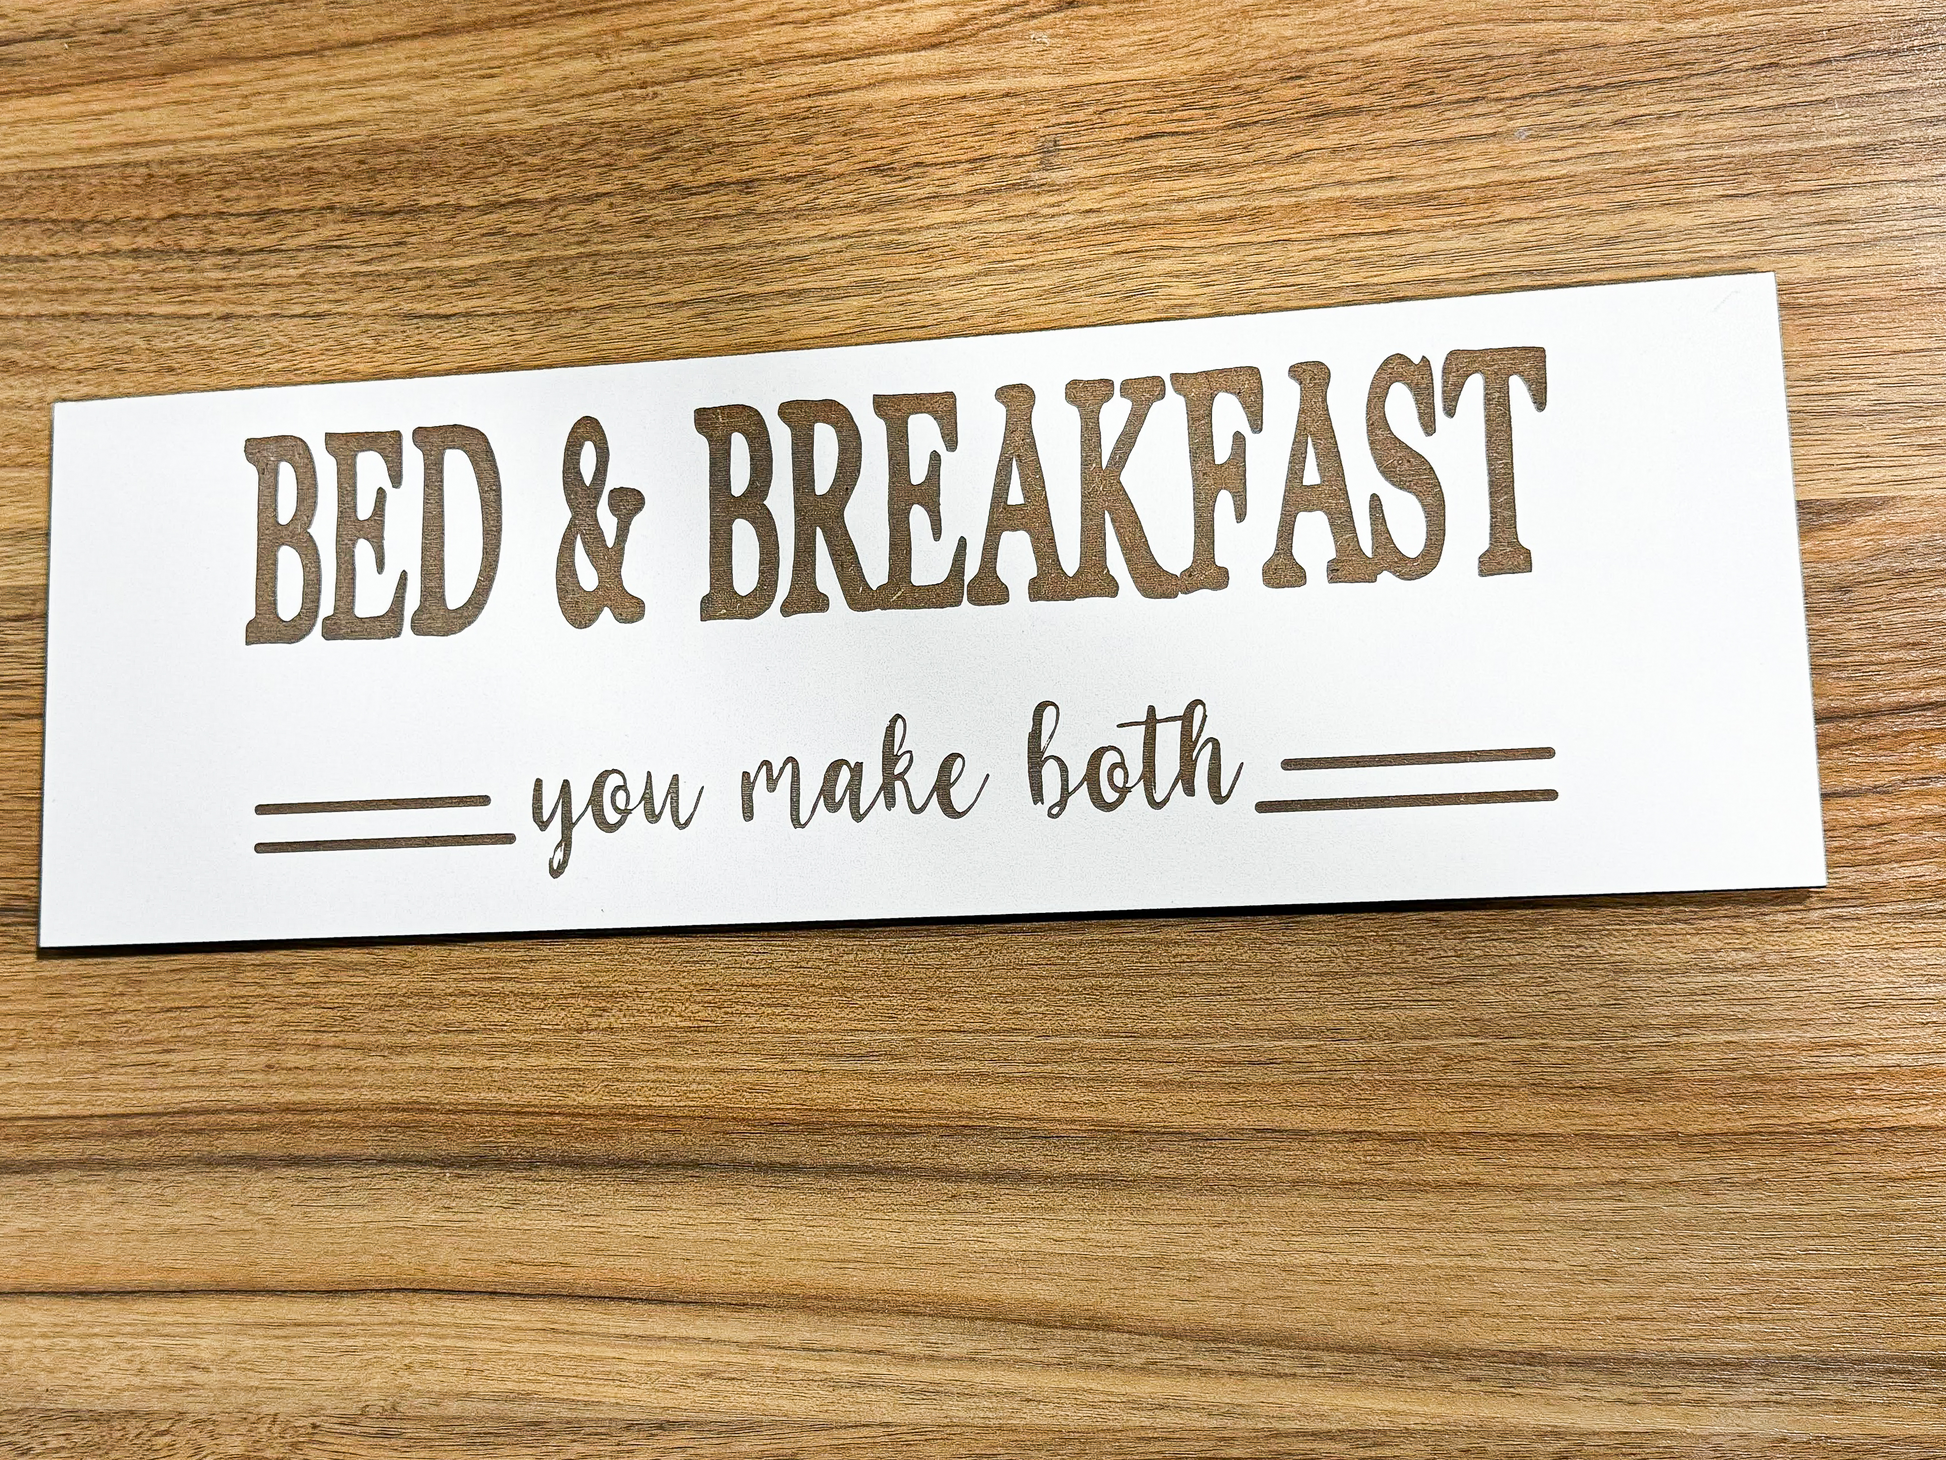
3,1133 -> 1943,1353
4,1293 -> 1944,1438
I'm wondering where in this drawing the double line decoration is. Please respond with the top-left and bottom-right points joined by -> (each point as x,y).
253,794 -> 516,854
1254,746 -> 1558,815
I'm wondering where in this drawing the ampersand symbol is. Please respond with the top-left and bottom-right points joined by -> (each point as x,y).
556,415 -> 646,629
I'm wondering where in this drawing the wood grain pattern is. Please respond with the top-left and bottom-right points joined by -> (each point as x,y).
2,2 -> 1944,1454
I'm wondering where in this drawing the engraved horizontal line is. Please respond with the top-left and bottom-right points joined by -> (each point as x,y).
254,833 -> 516,854
1254,789 -> 1560,814
255,795 -> 493,816
1280,747 -> 1556,771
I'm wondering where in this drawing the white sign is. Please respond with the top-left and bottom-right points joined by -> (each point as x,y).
40,273 -> 1824,947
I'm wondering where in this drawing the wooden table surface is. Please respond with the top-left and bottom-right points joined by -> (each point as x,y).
3,3 -> 1943,1455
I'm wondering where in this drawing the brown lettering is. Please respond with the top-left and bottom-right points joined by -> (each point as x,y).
1171,366 -> 1263,594
968,384 -> 1076,606
1262,362 -> 1378,588
1364,355 -> 1446,581
1027,700 -> 1073,818
532,767 -> 700,879
873,392 -> 966,610
411,424 -> 503,636
817,758 -> 872,822
243,435 -> 322,645
779,399 -> 877,616
321,430 -> 407,640
742,756 -> 808,826
696,404 -> 779,620
1442,346 -> 1547,576
1066,376 -> 1178,599
556,416 -> 646,629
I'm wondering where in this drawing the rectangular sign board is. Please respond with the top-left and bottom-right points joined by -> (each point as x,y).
41,273 -> 1824,947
